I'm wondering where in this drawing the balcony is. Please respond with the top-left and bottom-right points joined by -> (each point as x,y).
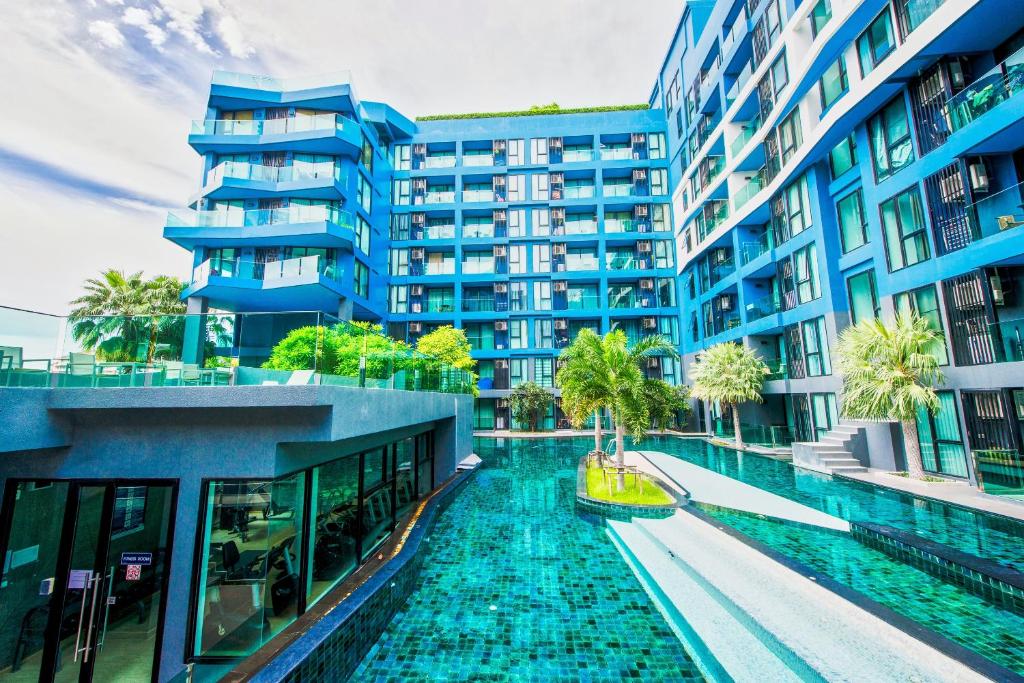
164,206 -> 355,250
606,255 -> 643,271
461,259 -> 496,275
991,317 -> 1024,363
733,168 -> 767,210
185,254 -> 346,311
463,189 -> 496,203
763,358 -> 788,381
463,223 -> 496,239
463,298 -> 508,313
896,0 -> 947,38
707,257 -> 735,287
599,146 -> 632,161
423,155 -> 457,169
423,261 -> 456,276
695,201 -> 730,241
196,161 -> 345,202
563,184 -> 596,200
563,147 -> 595,163
938,179 -> 1024,253
565,293 -> 601,311
462,153 -> 495,167
424,224 -> 456,239
605,218 -> 649,234
944,46 -> 1024,134
421,190 -> 459,205
745,293 -> 781,321
602,181 -> 633,198
188,114 -> 361,156
740,232 -> 771,264
729,114 -> 762,158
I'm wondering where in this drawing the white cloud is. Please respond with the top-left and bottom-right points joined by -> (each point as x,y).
216,12 -> 253,58
158,0 -> 216,55
122,7 -> 168,48
87,19 -> 125,48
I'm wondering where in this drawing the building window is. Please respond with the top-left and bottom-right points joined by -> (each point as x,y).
847,270 -> 880,324
531,173 -> 549,201
392,144 -> 411,171
357,173 -> 372,213
508,245 -> 526,274
829,134 -> 857,179
507,139 -> 524,166
531,138 -> 549,164
649,133 -> 667,159
389,249 -> 409,276
506,174 -> 524,201
666,70 -> 680,110
915,390 -> 968,477
466,323 -> 495,351
654,240 -> 674,269
803,317 -> 832,376
771,53 -> 789,96
778,109 -> 802,164
361,134 -> 374,172
651,168 -> 669,196
389,285 -> 408,313
533,281 -> 552,310
392,179 -> 410,206
836,189 -> 868,253
895,284 -> 948,364
532,244 -> 551,273
880,186 -> 930,271
811,393 -> 839,439
657,278 -> 676,307
819,56 -> 848,111
794,243 -> 820,304
509,281 -> 527,310
510,319 -> 528,349
857,8 -> 896,76
534,320 -> 553,348
507,209 -> 525,237
810,0 -> 832,37
869,96 -> 915,180
785,174 -> 812,237
652,204 -> 669,232
510,358 -> 527,386
355,216 -> 371,254
532,208 -> 550,236
535,357 -> 554,387
353,260 -> 369,298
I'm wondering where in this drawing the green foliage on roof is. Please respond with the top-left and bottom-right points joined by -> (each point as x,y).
416,102 -> 650,121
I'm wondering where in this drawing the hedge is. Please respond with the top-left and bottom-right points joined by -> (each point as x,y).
416,103 -> 650,121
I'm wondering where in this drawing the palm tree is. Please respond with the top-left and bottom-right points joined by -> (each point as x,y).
836,313 -> 944,479
556,328 -> 678,490
69,270 -> 185,362
689,342 -> 768,449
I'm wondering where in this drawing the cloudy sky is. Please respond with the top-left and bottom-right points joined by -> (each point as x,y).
0,0 -> 681,313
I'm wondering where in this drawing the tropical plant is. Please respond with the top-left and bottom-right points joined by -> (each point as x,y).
508,382 -> 551,432
689,342 -> 768,449
415,325 -> 478,395
836,313 -> 944,479
644,381 -> 692,431
555,329 -> 679,490
262,325 -> 341,372
68,269 -> 186,363
263,322 -> 415,380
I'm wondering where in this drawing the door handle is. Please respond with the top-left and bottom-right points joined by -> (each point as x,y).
72,571 -> 93,662
80,572 -> 103,663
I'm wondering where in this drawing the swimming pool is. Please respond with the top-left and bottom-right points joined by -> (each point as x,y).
351,435 -> 1024,679
350,437 -> 704,682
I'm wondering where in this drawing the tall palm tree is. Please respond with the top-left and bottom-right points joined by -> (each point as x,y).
836,313 -> 944,479
69,270 -> 185,362
689,342 -> 768,449
556,328 -> 678,490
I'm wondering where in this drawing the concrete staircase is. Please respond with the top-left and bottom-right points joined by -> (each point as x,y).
792,423 -> 868,475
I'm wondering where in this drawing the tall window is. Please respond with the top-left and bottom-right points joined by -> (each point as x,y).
531,173 -> 549,201
531,138 -> 549,164
880,186 -> 930,271
534,320 -> 553,348
510,358 -> 527,385
392,179 -> 410,206
802,317 -> 831,376
510,319 -> 528,349
357,173 -> 372,213
819,56 -> 848,110
895,285 -> 948,364
509,281 -> 528,310
533,281 -> 552,310
355,216 -> 371,254
652,204 -> 669,232
361,134 -> 374,172
507,209 -> 525,237
535,358 -> 554,387
507,139 -> 524,166
857,8 -> 896,75
869,96 -> 915,180
770,53 -> 789,96
389,249 -> 409,276
532,208 -> 550,236
829,134 -> 857,179
651,168 -> 668,196
778,109 -> 802,163
654,240 -> 674,269
794,243 -> 820,304
649,133 -> 667,159
353,260 -> 369,298
847,270 -> 880,323
392,144 -> 411,171
785,174 -> 812,237
532,244 -> 551,273
389,285 -> 408,313
836,189 -> 868,253
508,245 -> 526,274
810,0 -> 832,37
507,174 -> 525,201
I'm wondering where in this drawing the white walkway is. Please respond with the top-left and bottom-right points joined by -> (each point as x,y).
611,512 -> 991,683
625,450 -> 849,531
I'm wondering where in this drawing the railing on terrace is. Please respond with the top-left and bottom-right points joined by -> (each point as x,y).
729,114 -> 762,158
190,113 -> 345,136
741,232 -> 772,264
745,293 -> 781,321
424,155 -> 457,168
708,258 -> 735,287
944,45 -> 1024,133
424,225 -> 456,239
565,294 -> 601,310
462,154 -> 494,167
423,262 -> 456,275
207,160 -> 342,185
563,185 -> 596,199
955,179 -> 1024,247
463,299 -> 509,312
764,358 -> 788,381
0,307 -> 473,393
462,190 -> 495,202
709,312 -> 742,336
605,219 -> 649,233
725,61 -> 754,109
167,206 -> 354,229
193,254 -> 340,284
211,70 -> 353,92
421,191 -> 459,204
461,260 -> 496,274
563,148 -> 595,163
722,7 -> 748,54
696,202 -> 730,241
991,317 -> 1024,363
740,422 -> 795,449
602,183 -> 633,198
733,168 -> 767,210
606,256 -> 642,270
700,156 -> 726,190
463,225 -> 496,239
599,146 -> 632,161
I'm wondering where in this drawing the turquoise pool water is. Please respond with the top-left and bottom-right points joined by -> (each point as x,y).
350,437 -> 704,682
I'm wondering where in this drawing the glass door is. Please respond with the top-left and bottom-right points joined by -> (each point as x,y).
0,481 -> 175,683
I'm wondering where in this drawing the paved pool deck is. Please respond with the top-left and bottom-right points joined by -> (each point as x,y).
837,469 -> 1024,522
625,450 -> 850,532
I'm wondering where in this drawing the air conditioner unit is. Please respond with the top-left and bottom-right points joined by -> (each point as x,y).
640,298 -> 650,307
719,294 -> 735,311
496,359 -> 509,369
495,343 -> 506,350
412,212 -> 426,225
494,282 -> 508,293
552,243 -> 567,256
409,322 -> 423,333
493,209 -> 507,222
548,137 -> 563,150
411,284 -> 424,295
493,139 -> 507,153
634,204 -> 649,218
553,280 -> 568,292
990,273 -> 1006,305
554,319 -> 568,330
411,248 -> 425,259
412,178 -> 427,190
550,190 -> 563,200
551,208 -> 565,221
969,160 -> 990,193
496,397 -> 509,406
642,317 -> 657,329
493,175 -> 507,187
632,168 -> 648,182
413,143 -> 426,155
495,320 -> 508,331
411,302 -> 423,313
640,278 -> 654,289
494,245 -> 507,257
631,133 -> 647,145
550,172 -> 564,184
556,263 -> 567,272
637,241 -> 652,253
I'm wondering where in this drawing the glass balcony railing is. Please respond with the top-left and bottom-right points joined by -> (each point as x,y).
763,358 -> 788,381
563,185 -> 596,199
566,294 -> 601,310
602,183 -> 633,198
739,422 -> 795,448
564,220 -> 598,235
708,258 -> 735,287
729,114 -> 762,158
606,256 -> 641,270
422,191 -> 458,204
599,146 -> 632,161
462,190 -> 496,203
463,298 -> 502,312
190,113 -> 345,136
745,293 -> 781,321
462,154 -> 494,167
721,9 -> 747,54
945,46 -> 1024,133
167,206 -> 353,229
695,202 -> 730,241
206,161 -> 341,185
211,70 -> 353,92
725,61 -> 754,109
0,306 -> 473,393
961,179 -> 1024,244
740,233 -> 771,264
605,219 -> 648,233
565,257 -> 600,271
563,148 -> 595,163
193,254 -> 340,285
463,224 -> 496,239
733,168 -> 766,210
423,261 -> 456,275
461,260 -> 496,274
424,155 -> 457,168
424,224 -> 456,239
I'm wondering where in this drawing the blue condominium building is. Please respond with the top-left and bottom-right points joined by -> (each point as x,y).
165,0 -> 1024,493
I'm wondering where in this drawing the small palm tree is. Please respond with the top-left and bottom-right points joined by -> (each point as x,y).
689,342 -> 768,449
836,313 -> 944,479
556,328 -> 678,490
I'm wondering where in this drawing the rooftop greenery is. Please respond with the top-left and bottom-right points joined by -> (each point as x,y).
416,102 -> 649,121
